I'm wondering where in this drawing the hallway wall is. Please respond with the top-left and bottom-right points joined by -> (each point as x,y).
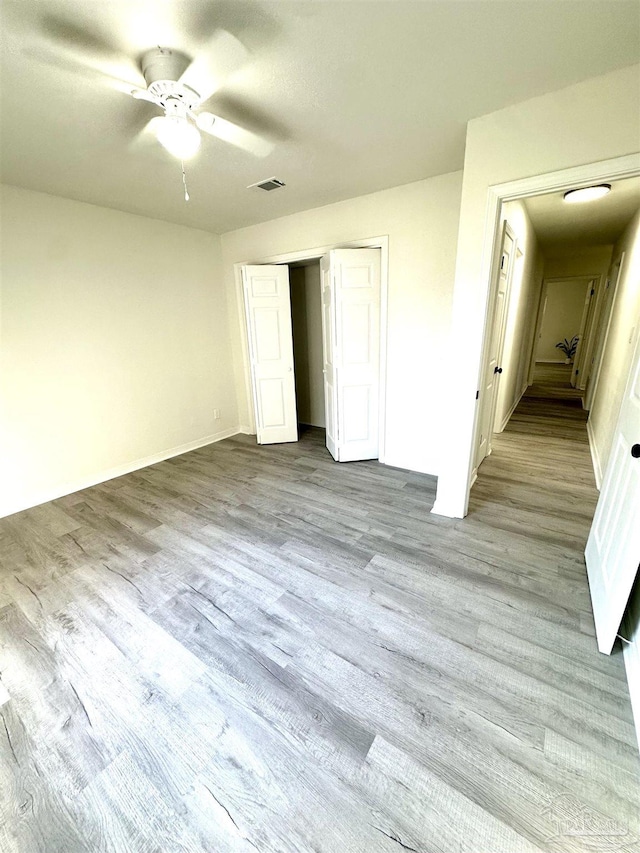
588,207 -> 640,481
543,246 -> 613,280
536,278 -> 590,362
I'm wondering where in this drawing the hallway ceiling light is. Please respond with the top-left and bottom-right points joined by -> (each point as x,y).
563,184 -> 611,204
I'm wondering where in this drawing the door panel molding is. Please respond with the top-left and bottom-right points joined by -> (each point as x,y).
328,248 -> 382,462
242,265 -> 298,444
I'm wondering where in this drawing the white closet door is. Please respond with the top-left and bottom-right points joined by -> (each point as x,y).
586,325 -> 640,654
324,248 -> 381,462
320,255 -> 339,460
242,264 -> 298,444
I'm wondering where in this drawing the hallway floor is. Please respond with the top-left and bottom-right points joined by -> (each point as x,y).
526,362 -> 585,401
0,389 -> 638,851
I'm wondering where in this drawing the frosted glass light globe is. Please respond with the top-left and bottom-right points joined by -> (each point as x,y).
156,116 -> 201,160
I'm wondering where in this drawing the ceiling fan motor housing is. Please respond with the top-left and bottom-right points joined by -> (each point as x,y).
141,47 -> 200,108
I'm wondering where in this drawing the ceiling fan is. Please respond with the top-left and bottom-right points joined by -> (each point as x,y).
27,24 -> 273,161
130,37 -> 273,161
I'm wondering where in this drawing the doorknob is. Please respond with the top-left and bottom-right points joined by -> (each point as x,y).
632,444 -> 640,458
494,366 -> 503,374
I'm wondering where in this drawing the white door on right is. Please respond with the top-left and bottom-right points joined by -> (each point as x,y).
322,248 -> 381,462
586,326 -> 640,654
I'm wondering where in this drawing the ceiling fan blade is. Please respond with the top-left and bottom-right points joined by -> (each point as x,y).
196,112 -> 273,158
179,30 -> 247,104
32,15 -> 143,87
130,88 -> 157,104
25,40 -> 143,95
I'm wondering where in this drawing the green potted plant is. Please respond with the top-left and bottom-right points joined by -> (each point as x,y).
555,335 -> 579,363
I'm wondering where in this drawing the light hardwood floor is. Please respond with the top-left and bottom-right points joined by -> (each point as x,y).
0,393 -> 638,851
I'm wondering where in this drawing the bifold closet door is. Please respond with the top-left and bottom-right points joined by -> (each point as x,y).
242,264 -> 298,444
321,248 -> 381,462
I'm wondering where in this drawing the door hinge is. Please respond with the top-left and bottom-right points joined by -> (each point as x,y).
591,288 -> 595,296
475,390 -> 480,400
575,369 -> 579,375
500,255 -> 505,270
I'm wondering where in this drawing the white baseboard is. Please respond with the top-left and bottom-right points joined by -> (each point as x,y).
586,419 -> 602,490
498,382 -> 528,433
0,427 -> 243,519
622,592 -> 640,753
382,454 -> 436,477
237,424 -> 255,435
536,359 -> 569,364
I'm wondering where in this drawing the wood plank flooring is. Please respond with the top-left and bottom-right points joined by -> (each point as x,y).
1,401 -> 638,851
527,362 -> 585,401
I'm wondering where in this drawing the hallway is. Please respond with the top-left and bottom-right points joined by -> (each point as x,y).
471,362 -> 595,546
468,361 -> 640,843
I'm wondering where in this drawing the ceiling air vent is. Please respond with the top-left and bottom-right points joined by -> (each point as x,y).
248,177 -> 286,192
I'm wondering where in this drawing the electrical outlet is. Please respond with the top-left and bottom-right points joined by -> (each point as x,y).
213,409 -> 221,420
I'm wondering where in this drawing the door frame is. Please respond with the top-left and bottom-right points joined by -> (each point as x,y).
530,274 -> 597,365
574,275 -> 603,391
571,277 -> 598,387
233,236 -> 390,462
433,151 -> 640,519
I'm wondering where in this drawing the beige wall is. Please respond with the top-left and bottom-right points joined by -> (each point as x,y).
589,207 -> 640,481
435,63 -> 640,517
494,200 -> 543,430
543,246 -> 613,280
537,279 -> 590,362
0,185 -> 234,517
221,171 -> 464,475
290,264 -> 325,427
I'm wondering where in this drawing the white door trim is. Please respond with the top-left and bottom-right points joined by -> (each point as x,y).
233,236 -> 389,462
571,278 -> 597,387
433,152 -> 640,519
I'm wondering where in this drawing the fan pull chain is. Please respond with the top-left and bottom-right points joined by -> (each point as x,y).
181,159 -> 190,202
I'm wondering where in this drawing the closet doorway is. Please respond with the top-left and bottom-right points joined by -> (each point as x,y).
240,242 -> 386,463
289,259 -> 325,434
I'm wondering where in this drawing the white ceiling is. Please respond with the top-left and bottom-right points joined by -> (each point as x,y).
524,176 -> 640,251
1,1 -> 639,234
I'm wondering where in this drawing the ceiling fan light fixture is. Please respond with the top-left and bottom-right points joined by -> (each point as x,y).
156,115 -> 201,159
563,184 -> 611,204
